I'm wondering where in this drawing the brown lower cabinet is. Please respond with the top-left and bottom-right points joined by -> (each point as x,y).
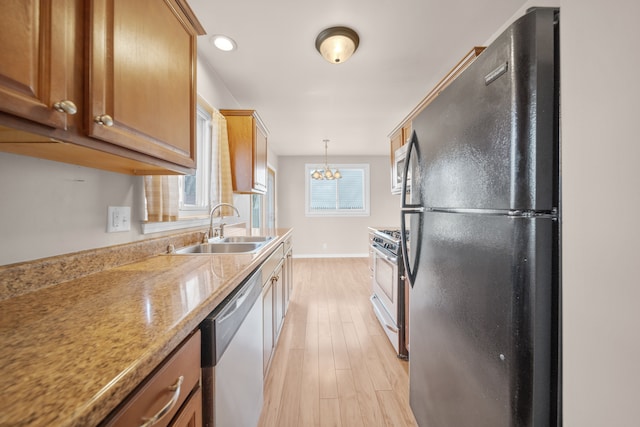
100,330 -> 202,427
261,242 -> 288,375
171,387 -> 203,427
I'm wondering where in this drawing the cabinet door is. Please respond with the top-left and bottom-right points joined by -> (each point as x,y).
283,249 -> 293,314
368,232 -> 374,274
262,281 -> 274,375
88,0 -> 197,169
222,110 -> 269,194
170,387 -> 202,427
0,0 -> 74,129
274,263 -> 284,340
401,122 -> 413,145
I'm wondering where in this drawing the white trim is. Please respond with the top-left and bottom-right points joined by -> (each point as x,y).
293,253 -> 368,259
141,217 -> 209,234
140,218 -> 245,235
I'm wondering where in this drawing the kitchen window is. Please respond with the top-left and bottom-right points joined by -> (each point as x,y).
142,98 -> 233,233
179,102 -> 213,216
305,164 -> 370,216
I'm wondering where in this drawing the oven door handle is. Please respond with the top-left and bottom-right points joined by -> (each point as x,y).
370,295 -> 399,333
371,244 -> 398,264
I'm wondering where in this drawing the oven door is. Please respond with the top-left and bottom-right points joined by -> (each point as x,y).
371,244 -> 401,354
371,244 -> 399,323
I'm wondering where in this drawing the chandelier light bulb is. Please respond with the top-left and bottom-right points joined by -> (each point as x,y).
311,139 -> 342,180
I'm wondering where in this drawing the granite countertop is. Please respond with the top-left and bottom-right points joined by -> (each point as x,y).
0,228 -> 292,427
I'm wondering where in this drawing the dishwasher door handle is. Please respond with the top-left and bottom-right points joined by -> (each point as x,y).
217,288 -> 251,323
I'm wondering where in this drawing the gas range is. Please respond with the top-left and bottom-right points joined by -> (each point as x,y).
369,227 -> 408,359
372,228 -> 404,257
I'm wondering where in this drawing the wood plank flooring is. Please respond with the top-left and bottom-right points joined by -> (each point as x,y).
258,258 -> 418,427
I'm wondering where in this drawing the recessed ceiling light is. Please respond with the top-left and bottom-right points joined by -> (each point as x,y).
210,35 -> 237,52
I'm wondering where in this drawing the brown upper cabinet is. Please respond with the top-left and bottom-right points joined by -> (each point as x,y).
0,0 -> 205,175
0,1 -> 74,131
221,110 -> 269,194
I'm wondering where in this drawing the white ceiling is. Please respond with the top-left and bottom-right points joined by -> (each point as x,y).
187,0 -> 527,156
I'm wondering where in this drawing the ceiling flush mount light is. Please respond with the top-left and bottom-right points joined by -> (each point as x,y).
312,139 -> 342,180
210,34 -> 237,52
315,26 -> 359,64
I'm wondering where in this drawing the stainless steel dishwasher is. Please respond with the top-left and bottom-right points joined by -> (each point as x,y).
200,267 -> 263,427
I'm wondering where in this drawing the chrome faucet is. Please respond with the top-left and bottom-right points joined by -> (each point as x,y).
209,203 -> 240,239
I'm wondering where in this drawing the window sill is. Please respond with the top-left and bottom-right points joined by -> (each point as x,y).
141,217 -> 209,234
141,217 -> 247,235
305,211 -> 370,217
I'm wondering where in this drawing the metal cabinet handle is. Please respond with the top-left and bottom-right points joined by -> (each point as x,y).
94,114 -> 114,127
139,375 -> 184,427
52,100 -> 77,115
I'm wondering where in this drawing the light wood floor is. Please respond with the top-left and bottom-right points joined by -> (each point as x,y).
258,258 -> 418,427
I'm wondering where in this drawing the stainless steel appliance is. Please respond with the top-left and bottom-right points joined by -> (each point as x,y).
392,144 -> 411,195
400,8 -> 560,426
370,229 -> 408,359
200,268 -> 263,427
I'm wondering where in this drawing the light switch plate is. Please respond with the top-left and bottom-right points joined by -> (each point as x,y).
107,206 -> 131,232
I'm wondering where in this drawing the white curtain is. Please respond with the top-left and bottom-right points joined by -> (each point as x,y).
144,175 -> 179,222
143,106 -> 233,222
211,109 -> 234,217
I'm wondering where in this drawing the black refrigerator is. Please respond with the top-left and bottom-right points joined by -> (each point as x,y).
400,7 -> 560,427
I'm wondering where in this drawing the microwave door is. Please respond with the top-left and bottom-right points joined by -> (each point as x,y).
394,144 -> 412,194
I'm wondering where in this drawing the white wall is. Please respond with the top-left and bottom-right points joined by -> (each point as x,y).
0,153 -> 145,265
561,1 -> 640,425
277,155 -> 399,256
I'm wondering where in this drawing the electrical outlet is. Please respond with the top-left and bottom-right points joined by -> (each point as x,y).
107,206 -> 131,232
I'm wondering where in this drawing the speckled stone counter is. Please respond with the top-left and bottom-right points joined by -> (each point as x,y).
0,228 -> 292,427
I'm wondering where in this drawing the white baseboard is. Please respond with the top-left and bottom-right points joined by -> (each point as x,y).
293,253 -> 368,259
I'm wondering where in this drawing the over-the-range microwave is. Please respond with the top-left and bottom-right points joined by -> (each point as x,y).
391,143 -> 411,195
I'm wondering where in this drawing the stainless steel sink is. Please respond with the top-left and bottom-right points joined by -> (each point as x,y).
170,235 -> 275,255
175,242 -> 263,254
219,236 -> 274,243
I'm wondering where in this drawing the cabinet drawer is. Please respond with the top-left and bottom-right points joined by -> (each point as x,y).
102,330 -> 201,427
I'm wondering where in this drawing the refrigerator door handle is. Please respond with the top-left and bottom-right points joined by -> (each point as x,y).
402,207 -> 425,213
401,130 -> 420,210
401,211 -> 420,287
400,130 -> 422,287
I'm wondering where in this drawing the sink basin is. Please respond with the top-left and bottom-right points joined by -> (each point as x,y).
174,242 -> 263,254
171,235 -> 275,255
219,236 -> 274,243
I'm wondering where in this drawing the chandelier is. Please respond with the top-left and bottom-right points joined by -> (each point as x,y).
311,139 -> 342,180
